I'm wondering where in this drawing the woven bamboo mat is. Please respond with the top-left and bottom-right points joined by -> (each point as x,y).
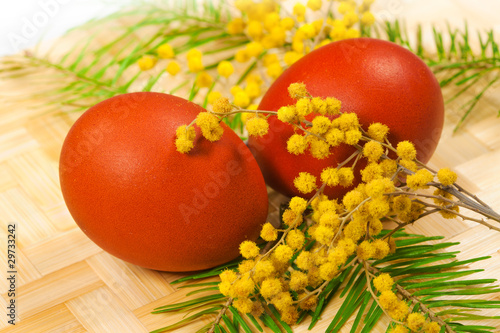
1,2 -> 500,332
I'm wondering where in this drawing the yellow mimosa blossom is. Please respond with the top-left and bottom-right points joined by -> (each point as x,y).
286,229 -> 306,250
363,140 -> 384,162
343,190 -> 365,210
246,117 -> 269,137
293,3 -> 306,17
233,297 -> 254,313
425,322 -> 441,333
296,251 -> 314,270
271,292 -> 293,311
220,269 -> 238,283
246,20 -> 264,39
338,167 -> 355,187
361,11 -> 376,26
165,60 -> 181,75
227,18 -> 245,35
260,222 -> 278,241
373,273 -> 394,292
233,274 -> 255,297
195,71 -> 213,88
239,240 -> 260,259
314,225 -> 335,245
266,62 -> 283,78
287,134 -> 308,155
233,90 -> 251,108
273,244 -> 294,263
187,56 -> 204,73
390,325 -> 409,333
260,278 -> 282,299
217,60 -> 234,78
289,270 -> 308,291
264,12 -> 280,31
238,259 -> 255,274
294,172 -> 318,194
406,169 -> 434,190
437,167 -> 457,186
235,49 -> 251,62
407,312 -> 426,332
396,140 -> 417,160
307,0 -> 322,11
157,43 -> 175,59
319,262 -> 338,280
137,55 -> 156,71
357,240 -> 375,260
195,112 -> 223,142
372,239 -> 390,259
367,122 -> 389,142
310,138 -> 331,159
246,41 -> 264,57
212,97 -> 232,114
288,82 -> 308,99
280,17 -> 295,30
310,116 -> 331,135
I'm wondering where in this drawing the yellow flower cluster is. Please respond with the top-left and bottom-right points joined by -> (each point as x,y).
433,188 -> 459,219
260,222 -> 278,241
174,111 -> 224,153
245,116 -> 269,137
225,0 -> 376,101
174,125 -> 196,154
294,172 -> 318,194
136,0 -> 377,118
212,97 -> 233,114
373,273 -> 393,292
172,82 -> 466,328
437,167 -> 457,186
372,273 -> 443,332
378,289 -> 409,321
195,112 -> 224,142
277,87 -> 361,160
137,43 -> 183,76
387,310 -> 442,333
218,198 -> 360,322
218,165 -> 398,323
137,55 -> 157,71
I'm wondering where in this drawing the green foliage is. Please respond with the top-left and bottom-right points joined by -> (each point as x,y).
150,230 -> 500,332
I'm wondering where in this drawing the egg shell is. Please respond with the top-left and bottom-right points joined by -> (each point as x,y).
60,92 -> 269,272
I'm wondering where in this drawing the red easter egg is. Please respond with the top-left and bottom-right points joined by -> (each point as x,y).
248,38 -> 444,199
60,92 -> 268,272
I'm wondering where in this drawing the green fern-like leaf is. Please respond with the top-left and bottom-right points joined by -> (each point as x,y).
150,230 -> 500,333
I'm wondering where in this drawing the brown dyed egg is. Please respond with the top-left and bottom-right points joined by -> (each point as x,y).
59,92 -> 268,272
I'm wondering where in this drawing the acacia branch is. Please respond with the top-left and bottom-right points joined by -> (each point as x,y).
208,297 -> 233,333
365,264 -> 455,333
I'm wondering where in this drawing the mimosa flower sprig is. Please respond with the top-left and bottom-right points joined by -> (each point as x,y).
137,0 -> 375,114
1,0 -> 374,119
168,82 -> 500,333
177,82 -> 500,231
